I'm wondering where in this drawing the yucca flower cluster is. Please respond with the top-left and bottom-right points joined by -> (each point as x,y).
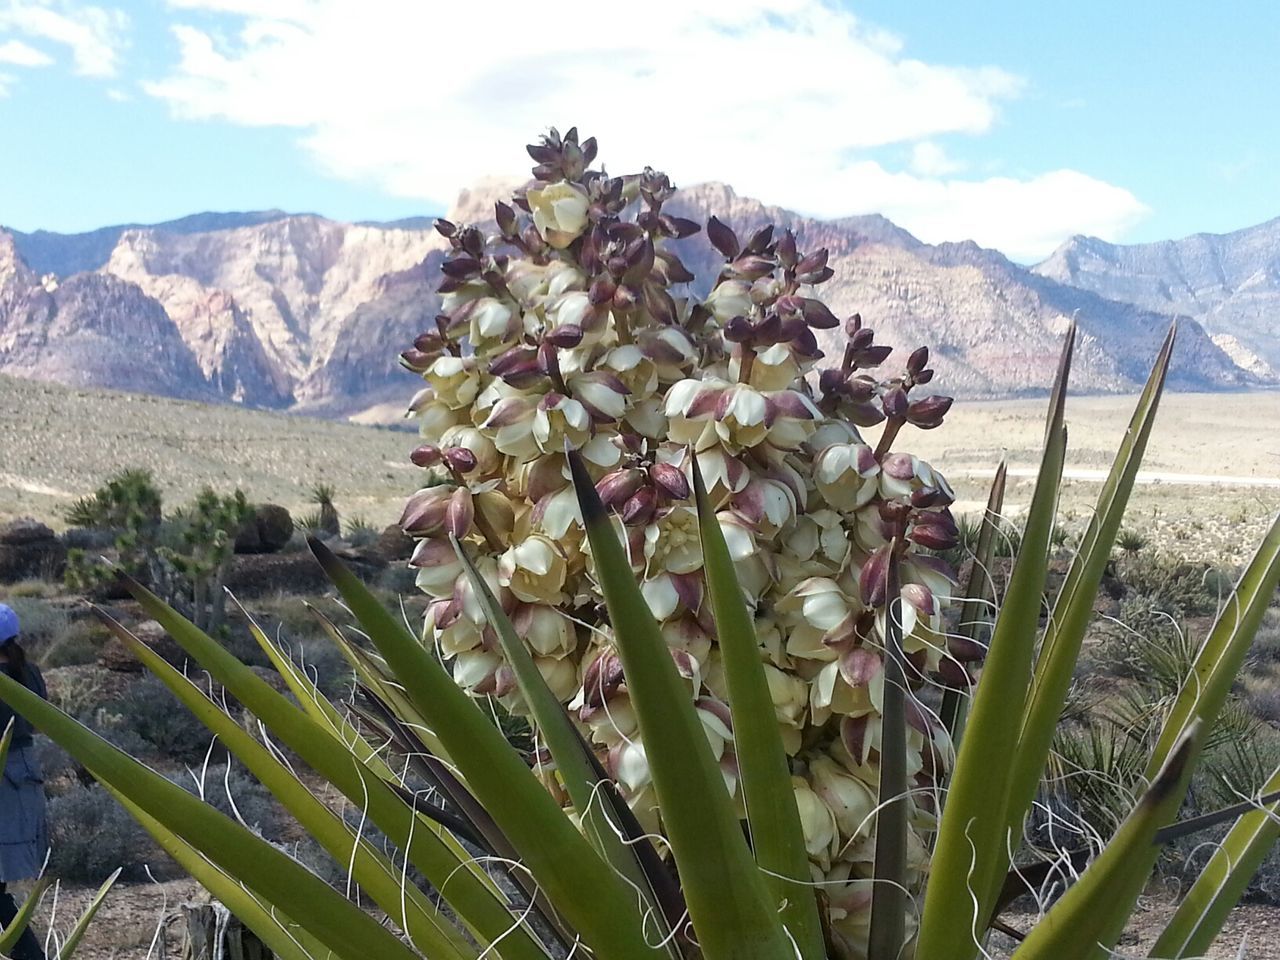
399,128 -> 967,955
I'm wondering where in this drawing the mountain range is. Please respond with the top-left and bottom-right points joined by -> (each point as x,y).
1,184 -> 1273,420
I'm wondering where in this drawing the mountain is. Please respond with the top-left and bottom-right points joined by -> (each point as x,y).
1035,218 -> 1280,378
665,183 -> 1251,395
1,186 -> 1267,420
0,232 -> 211,399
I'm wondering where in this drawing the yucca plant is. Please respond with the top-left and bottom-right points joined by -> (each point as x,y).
4,133 -> 1280,960
0,330 -> 1277,960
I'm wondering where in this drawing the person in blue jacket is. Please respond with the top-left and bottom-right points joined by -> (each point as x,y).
0,603 -> 48,960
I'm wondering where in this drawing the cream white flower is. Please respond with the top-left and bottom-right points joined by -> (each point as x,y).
533,393 -> 592,453
467,297 -> 521,356
747,343 -> 801,391
480,395 -> 540,459
810,756 -> 876,841
426,355 -> 482,410
793,777 -> 840,868
514,603 -> 577,659
784,509 -> 850,569
705,279 -> 753,322
438,425 -> 502,477
528,181 -> 590,249
411,537 -> 465,598
415,398 -> 463,444
714,384 -> 771,451
815,443 -> 880,512
499,535 -> 569,605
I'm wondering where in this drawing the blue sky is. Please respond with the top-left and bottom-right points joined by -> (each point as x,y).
0,0 -> 1276,262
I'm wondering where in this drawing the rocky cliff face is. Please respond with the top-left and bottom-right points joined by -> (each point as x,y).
666,184 -> 1252,395
2,185 -> 1270,417
1034,218 -> 1280,377
0,268 -> 210,399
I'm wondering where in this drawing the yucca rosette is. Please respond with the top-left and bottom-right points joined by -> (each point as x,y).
400,127 -> 964,958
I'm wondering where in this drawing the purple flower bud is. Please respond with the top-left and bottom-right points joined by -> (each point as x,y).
910,519 -> 958,551
546,324 -> 584,349
537,341 -> 560,377
612,285 -> 638,310
840,647 -> 882,687
730,255 -> 776,281
937,658 -> 974,689
911,488 -> 948,509
846,401 -> 887,428
722,315 -> 755,344
661,216 -> 701,239
440,256 -> 481,280
882,386 -> 909,419
789,326 -> 821,359
908,346 -> 930,375
901,582 -> 936,616
399,349 -> 432,373
906,395 -> 953,430
840,715 -> 869,762
744,224 -> 774,255
915,368 -> 935,384
401,490 -> 451,536
489,346 -> 537,377
948,636 -> 987,662
794,248 -> 829,277
777,230 -> 798,268
413,332 -> 442,353
434,219 -> 457,238
442,447 -> 478,474
859,543 -> 893,607
859,344 -> 893,367
754,313 -> 783,345
410,445 -> 441,468
650,462 -> 691,500
596,468 -> 646,508
818,368 -> 847,398
582,652 -> 625,709
801,298 -> 839,329
445,487 -> 475,538
621,488 -> 658,526
706,216 -> 740,260
658,252 -> 696,284
494,201 -> 516,237
844,313 -> 863,337
849,327 -> 875,352
846,375 -> 876,402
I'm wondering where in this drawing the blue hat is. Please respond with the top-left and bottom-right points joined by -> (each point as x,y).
0,604 -> 18,645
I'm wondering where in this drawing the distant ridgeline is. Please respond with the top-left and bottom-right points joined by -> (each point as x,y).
0,187 -> 1272,419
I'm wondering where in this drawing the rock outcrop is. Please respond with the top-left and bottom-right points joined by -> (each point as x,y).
1035,218 -> 1280,378
3,184 -> 1273,414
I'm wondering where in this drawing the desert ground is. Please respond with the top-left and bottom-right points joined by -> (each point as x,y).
4,374 -> 1277,560
3,375 -> 1280,959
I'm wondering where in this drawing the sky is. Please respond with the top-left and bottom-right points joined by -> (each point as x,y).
0,1 -> 1276,262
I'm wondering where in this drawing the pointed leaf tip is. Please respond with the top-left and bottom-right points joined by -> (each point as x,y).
567,449 -> 608,525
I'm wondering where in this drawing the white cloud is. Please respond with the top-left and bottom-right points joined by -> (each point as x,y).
791,163 -> 1149,262
146,0 -> 1146,259
909,141 -> 964,177
0,1 -> 129,77
0,37 -> 51,65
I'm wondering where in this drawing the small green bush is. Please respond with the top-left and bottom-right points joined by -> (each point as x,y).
49,782 -> 163,881
176,763 -> 285,842
105,674 -> 219,765
1119,552 -> 1223,618
3,597 -> 69,652
40,618 -> 107,668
